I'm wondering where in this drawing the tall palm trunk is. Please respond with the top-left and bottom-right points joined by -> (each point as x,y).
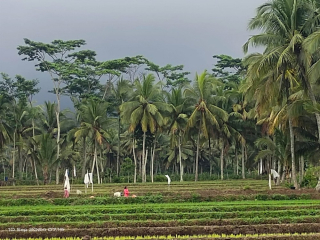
24,158 -> 27,179
81,136 -> 87,178
99,150 -> 104,183
151,140 -> 156,183
139,156 -> 142,177
117,116 -> 121,176
242,143 -> 245,179
32,119 -> 39,185
91,156 -> 95,180
178,135 -> 183,182
12,100 -> 17,183
235,148 -> 238,175
13,131 -> 16,180
95,147 -> 100,184
91,143 -> 96,183
55,166 -> 60,185
18,144 -> 23,180
277,159 -> 281,185
43,167 -> 49,185
300,156 -> 304,184
142,131 -> 146,183
144,149 -> 148,182
55,89 -> 61,185
289,118 -> 298,189
91,142 -> 100,184
220,140 -> 224,180
195,127 -> 200,182
132,138 -> 137,183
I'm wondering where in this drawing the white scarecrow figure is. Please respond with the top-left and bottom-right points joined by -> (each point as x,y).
165,175 -> 171,185
271,169 -> 280,184
64,169 -> 70,196
84,172 -> 90,188
84,171 -> 93,193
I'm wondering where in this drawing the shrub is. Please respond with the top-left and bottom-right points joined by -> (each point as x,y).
271,194 -> 288,200
191,193 -> 201,202
300,167 -> 320,188
300,194 -> 311,200
284,182 -> 295,189
255,194 -> 269,200
153,175 -> 167,182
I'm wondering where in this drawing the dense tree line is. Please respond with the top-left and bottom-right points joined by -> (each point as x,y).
1,0 -> 320,187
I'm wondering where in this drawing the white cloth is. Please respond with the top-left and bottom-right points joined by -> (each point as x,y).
84,173 -> 90,187
165,175 -> 171,185
64,169 -> 70,192
114,192 -> 121,197
271,169 -> 280,178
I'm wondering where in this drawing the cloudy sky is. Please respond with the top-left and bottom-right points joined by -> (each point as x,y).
0,0 -> 266,107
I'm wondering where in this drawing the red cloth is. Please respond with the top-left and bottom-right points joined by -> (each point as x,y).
64,189 -> 69,198
124,188 -> 129,197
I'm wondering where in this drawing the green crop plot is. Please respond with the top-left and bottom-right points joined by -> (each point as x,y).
0,181 -> 319,239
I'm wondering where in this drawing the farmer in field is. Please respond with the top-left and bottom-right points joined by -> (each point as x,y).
64,187 -> 69,198
124,186 -> 129,197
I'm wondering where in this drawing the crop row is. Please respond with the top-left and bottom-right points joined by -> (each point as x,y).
1,215 -> 320,230
0,193 -> 313,206
2,199 -> 317,212
1,203 -> 319,216
1,209 -> 320,223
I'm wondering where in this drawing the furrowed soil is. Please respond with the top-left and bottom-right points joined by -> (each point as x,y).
2,223 -> 320,238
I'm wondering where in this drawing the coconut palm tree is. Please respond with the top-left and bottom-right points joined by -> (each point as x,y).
243,49 -> 302,188
12,100 -> 31,180
29,133 -> 57,185
165,88 -> 189,181
120,130 -> 139,183
0,96 -> 11,151
74,99 -> 111,184
211,82 -> 246,180
110,78 -> 132,176
243,0 -> 320,143
40,101 -> 77,183
255,129 -> 290,183
120,74 -> 169,182
185,70 -> 228,181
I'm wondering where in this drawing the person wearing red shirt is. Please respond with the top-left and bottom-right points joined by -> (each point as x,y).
64,187 -> 69,198
123,186 -> 129,197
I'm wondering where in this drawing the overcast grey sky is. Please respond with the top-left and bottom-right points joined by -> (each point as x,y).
0,0 -> 266,107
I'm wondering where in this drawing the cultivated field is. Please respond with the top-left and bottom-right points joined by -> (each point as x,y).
0,180 -> 320,239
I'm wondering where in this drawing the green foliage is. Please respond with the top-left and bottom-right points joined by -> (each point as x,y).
300,167 -> 320,188
153,175 -> 168,182
255,194 -> 269,201
145,61 -> 190,88
120,157 -> 135,177
212,54 -> 245,85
